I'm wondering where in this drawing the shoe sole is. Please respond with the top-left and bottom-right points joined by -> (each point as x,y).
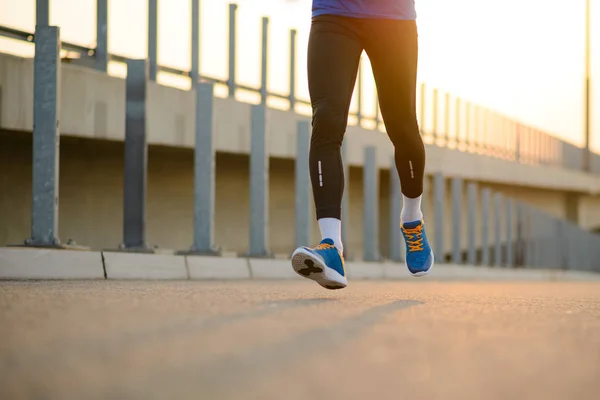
291,248 -> 348,290
406,250 -> 435,277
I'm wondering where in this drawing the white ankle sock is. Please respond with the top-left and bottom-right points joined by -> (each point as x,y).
401,195 -> 423,224
317,218 -> 343,253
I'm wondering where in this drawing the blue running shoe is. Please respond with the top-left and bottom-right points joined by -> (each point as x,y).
401,220 -> 434,276
291,238 -> 347,290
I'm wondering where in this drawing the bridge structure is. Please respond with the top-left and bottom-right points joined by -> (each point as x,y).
1,0 -> 600,276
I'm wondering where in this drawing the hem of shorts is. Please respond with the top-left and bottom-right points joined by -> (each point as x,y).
312,9 -> 416,20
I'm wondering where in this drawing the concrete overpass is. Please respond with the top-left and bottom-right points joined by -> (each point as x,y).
2,51 -> 600,264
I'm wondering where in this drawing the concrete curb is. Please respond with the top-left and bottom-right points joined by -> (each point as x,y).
0,247 -> 105,280
346,262 -> 386,280
187,256 -> 250,280
103,252 -> 188,280
1,247 -> 599,281
248,258 -> 302,280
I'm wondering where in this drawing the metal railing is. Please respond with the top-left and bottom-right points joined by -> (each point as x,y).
5,1 -> 600,272
1,0 -> 598,175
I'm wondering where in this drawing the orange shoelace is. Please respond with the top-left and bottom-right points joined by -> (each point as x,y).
402,224 -> 424,252
316,242 -> 336,251
315,242 -> 345,264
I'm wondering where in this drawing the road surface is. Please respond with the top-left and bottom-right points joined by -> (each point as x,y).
1,280 -> 599,399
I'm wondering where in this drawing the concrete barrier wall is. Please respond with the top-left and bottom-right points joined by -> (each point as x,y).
2,52 -> 600,195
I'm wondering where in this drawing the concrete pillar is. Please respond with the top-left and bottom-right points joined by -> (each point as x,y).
364,146 -> 380,261
122,59 -> 149,250
248,105 -> 269,257
433,173 -> 445,262
295,120 -> 311,249
28,25 -> 61,247
451,177 -> 463,264
189,82 -> 218,254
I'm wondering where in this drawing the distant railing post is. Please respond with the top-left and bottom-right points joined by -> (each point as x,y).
455,97 -> 461,148
227,3 -> 237,98
506,198 -> 513,267
36,0 -> 49,26
419,83 -> 426,136
494,193 -> 503,267
473,106 -> 479,153
148,0 -> 158,81
122,59 -> 149,250
444,92 -> 450,146
260,17 -> 269,105
467,182 -> 477,265
289,29 -> 296,110
295,121 -> 311,249
515,123 -> 521,163
481,188 -> 491,266
465,102 -> 471,151
28,25 -> 61,247
451,177 -> 463,264
190,0 -> 200,84
356,58 -> 363,125
95,0 -> 108,72
433,172 -> 445,263
249,104 -> 270,257
374,90 -> 380,130
432,88 -> 439,142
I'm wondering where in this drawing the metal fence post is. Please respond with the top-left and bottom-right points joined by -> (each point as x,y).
356,58 -> 363,125
481,188 -> 491,266
455,97 -> 461,148
432,88 -> 439,141
28,25 -> 61,247
494,193 -> 503,266
341,140 -> 350,258
364,146 -> 380,261
515,124 -> 521,162
227,3 -> 237,98
190,0 -> 200,84
95,0 -> 108,72
465,102 -> 471,150
444,92 -> 450,145
148,0 -> 158,81
419,83 -> 426,135
122,59 -> 149,250
260,17 -> 269,105
295,120 -> 311,249
451,177 -> 462,264
36,0 -> 49,26
249,105 -> 269,257
433,172 -> 445,262
374,90 -> 380,130
467,182 -> 477,265
189,82 -> 218,254
289,29 -> 296,110
506,198 -> 513,267
390,158 -> 403,262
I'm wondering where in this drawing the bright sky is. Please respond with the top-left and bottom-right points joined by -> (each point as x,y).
0,0 -> 598,150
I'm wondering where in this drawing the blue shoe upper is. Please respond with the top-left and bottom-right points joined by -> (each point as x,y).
304,238 -> 346,277
401,220 -> 433,274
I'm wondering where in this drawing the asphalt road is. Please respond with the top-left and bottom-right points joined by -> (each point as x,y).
1,280 -> 599,400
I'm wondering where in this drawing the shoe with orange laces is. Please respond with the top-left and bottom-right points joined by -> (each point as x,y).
401,220 -> 434,276
291,238 -> 347,290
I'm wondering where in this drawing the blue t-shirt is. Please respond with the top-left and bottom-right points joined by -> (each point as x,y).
312,0 -> 416,20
